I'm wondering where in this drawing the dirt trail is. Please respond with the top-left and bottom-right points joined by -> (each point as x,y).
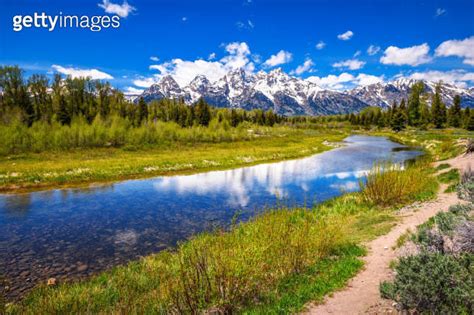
303,154 -> 473,315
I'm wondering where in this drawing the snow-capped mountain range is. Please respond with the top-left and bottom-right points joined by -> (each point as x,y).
135,68 -> 474,115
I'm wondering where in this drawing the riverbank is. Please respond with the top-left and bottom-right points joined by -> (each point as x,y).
0,128 -> 348,193
4,147 -> 439,313
1,127 -> 471,193
303,153 -> 472,314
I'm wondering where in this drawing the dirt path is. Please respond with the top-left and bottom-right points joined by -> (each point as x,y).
303,154 -> 473,315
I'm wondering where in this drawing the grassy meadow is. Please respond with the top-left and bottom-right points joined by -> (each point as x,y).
0,124 -> 348,192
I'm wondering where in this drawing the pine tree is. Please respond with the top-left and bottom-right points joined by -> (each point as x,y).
463,107 -> 471,129
467,113 -> 474,131
431,83 -> 447,128
390,101 -> 406,132
137,97 -> 148,125
448,95 -> 462,128
57,94 -> 70,125
194,98 -> 211,126
419,95 -> 431,128
407,81 -> 423,126
399,98 -> 408,125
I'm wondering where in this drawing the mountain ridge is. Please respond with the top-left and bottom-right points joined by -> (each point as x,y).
134,68 -> 474,115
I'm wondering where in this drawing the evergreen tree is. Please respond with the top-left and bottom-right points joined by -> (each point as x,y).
137,97 -> 148,125
194,98 -> 211,126
399,98 -> 408,126
448,95 -> 462,128
467,113 -> 474,131
57,94 -> 70,125
431,83 -> 447,128
390,101 -> 406,132
419,95 -> 431,128
463,107 -> 471,129
407,81 -> 423,126
28,74 -> 52,122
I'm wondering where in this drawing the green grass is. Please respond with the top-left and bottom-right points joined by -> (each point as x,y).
361,160 -> 438,207
242,244 -> 366,314
437,169 -> 460,184
0,128 -> 348,192
7,159 -> 440,314
436,163 -> 451,171
394,229 -> 413,249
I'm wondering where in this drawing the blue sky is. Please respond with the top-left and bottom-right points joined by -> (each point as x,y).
1,0 -> 474,93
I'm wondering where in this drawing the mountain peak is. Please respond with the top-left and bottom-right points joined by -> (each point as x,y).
137,69 -> 474,114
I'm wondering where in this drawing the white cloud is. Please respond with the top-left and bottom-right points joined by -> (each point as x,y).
263,50 -> 293,67
403,70 -> 474,88
332,58 -> 366,70
150,56 -> 159,62
356,73 -> 385,86
306,72 -> 384,90
367,45 -> 381,55
315,41 -> 326,50
380,43 -> 431,66
337,30 -> 353,41
435,36 -> 474,66
98,0 -> 136,18
132,77 -> 156,88
52,65 -> 113,80
221,42 -> 254,71
140,41 -> 254,87
435,8 -> 446,17
149,59 -> 228,87
291,59 -> 314,75
124,86 -> 144,95
353,50 -> 361,57
208,52 -> 216,60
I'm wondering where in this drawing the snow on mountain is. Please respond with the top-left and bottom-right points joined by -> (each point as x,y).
137,69 -> 474,115
349,78 -> 474,109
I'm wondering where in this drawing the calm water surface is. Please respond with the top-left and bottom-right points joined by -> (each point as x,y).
0,135 -> 421,299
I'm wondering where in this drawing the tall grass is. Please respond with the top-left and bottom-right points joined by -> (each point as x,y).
361,160 -> 437,206
10,208 -> 348,314
0,116 -> 277,155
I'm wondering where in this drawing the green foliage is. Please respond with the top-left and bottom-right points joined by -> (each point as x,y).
379,281 -> 396,299
390,101 -> 407,132
361,162 -> 437,206
467,112 -> 474,131
407,82 -> 424,127
431,83 -> 447,129
448,95 -> 462,128
383,253 -> 473,313
437,168 -> 460,184
435,163 -> 451,171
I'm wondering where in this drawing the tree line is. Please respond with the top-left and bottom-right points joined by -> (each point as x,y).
1,65 -> 473,132
0,66 -> 282,128
346,82 -> 474,131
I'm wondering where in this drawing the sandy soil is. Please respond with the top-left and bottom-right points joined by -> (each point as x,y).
302,153 -> 473,315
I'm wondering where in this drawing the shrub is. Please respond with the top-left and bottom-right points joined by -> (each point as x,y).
361,162 -> 435,206
458,166 -> 474,202
383,253 -> 474,313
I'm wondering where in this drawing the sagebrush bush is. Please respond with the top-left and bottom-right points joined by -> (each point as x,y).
458,166 -> 474,202
386,253 -> 474,313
